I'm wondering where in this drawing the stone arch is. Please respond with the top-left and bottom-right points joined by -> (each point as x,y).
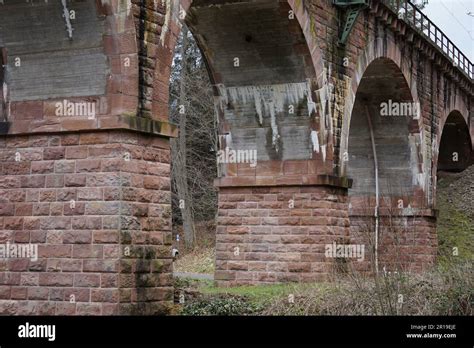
341,37 -> 423,181
162,0 -> 326,92
156,0 -> 328,172
345,56 -> 423,210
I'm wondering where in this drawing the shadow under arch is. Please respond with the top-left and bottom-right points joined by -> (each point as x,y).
345,57 -> 436,274
347,57 -> 420,209
437,110 -> 472,172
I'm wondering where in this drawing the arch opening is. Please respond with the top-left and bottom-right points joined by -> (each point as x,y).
347,58 -> 419,209
438,111 -> 472,173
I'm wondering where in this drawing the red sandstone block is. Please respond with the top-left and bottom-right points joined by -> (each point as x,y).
30,231 -> 46,243
85,201 -> 120,215
4,217 -> 23,230
20,273 -> 39,286
27,287 -> 49,300
73,245 -> 103,259
46,231 -> 63,244
244,194 -> 265,202
2,189 -> 26,203
72,216 -> 102,230
61,134 -> 80,146
45,174 -> 64,188
256,161 -> 282,176
76,303 -> 102,315
241,217 -> 260,225
101,303 -> 119,315
39,273 -> 73,287
0,286 -> 10,299
10,287 -> 27,300
3,162 -> 31,175
12,230 -> 29,243
49,202 -> 63,216
258,201 -> 283,209
31,161 -> 54,174
0,204 -> 14,216
55,161 -> 75,173
38,245 -> 72,258
101,158 -> 122,172
83,260 -> 118,273
87,173 -> 121,187
64,174 -> 86,187
101,274 -> 118,288
227,210 -> 252,217
65,146 -> 88,159
283,160 -> 308,174
93,230 -> 119,244
214,271 -> 235,281
21,176 -> 45,188
301,216 -> 328,225
249,226 -> 271,234
8,259 -> 29,271
91,289 -> 119,303
102,216 -> 120,230
74,274 -> 101,288
62,231 -> 92,244
77,187 -> 103,201
217,217 -> 242,225
43,148 -> 65,160
290,209 -> 312,216
40,217 -> 70,230
25,221 -> 42,237
80,133 -> 109,145
76,159 -> 101,173
55,303 -> 77,315
0,273 -> 20,286
39,190 -> 56,202
59,260 -> 82,272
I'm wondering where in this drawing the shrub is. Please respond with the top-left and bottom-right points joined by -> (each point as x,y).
180,295 -> 263,316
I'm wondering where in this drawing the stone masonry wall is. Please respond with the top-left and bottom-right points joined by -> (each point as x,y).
215,185 -> 350,286
0,130 -> 173,315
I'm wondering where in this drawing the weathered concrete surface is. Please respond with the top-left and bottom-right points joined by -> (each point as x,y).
0,0 -> 472,314
0,0 -> 107,102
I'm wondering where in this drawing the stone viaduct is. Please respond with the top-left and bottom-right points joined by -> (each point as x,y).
0,0 -> 472,315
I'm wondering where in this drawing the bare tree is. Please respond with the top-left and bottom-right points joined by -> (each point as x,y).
169,25 -> 217,249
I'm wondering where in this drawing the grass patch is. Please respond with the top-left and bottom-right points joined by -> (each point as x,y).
201,282 -> 334,305
173,247 -> 215,274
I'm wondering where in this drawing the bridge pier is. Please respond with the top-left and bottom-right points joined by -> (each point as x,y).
214,181 -> 351,286
0,129 -> 174,315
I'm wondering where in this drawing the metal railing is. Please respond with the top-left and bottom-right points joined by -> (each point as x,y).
381,0 -> 473,79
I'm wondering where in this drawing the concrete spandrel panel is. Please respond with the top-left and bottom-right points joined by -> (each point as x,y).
231,125 -> 312,162
0,0 -> 107,101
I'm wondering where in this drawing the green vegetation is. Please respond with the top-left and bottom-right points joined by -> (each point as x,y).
436,172 -> 474,265
176,262 -> 472,316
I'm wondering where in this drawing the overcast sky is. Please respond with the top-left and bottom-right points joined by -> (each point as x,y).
422,0 -> 473,61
